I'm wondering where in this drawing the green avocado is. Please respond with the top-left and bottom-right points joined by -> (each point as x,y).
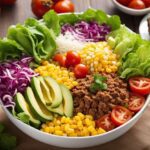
38,76 -> 53,105
47,103 -> 64,116
25,87 -> 53,122
44,77 -> 62,108
60,84 -> 73,117
31,77 -> 52,106
15,92 -> 41,128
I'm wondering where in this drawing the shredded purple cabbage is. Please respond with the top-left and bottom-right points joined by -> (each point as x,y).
61,21 -> 111,42
0,57 -> 38,108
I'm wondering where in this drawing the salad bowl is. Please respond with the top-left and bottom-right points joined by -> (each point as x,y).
1,95 -> 150,148
0,9 -> 150,148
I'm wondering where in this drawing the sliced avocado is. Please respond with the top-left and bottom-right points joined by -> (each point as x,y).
60,84 -> 73,117
15,92 -> 41,128
38,76 -> 52,105
25,87 -> 53,122
47,103 -> 64,116
44,77 -> 62,108
31,77 -> 51,105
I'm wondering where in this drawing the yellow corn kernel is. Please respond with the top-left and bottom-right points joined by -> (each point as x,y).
54,130 -> 63,136
97,128 -> 106,134
49,127 -> 55,133
85,115 -> 93,120
41,124 -> 47,129
54,126 -> 61,131
77,113 -> 85,120
44,127 -> 50,133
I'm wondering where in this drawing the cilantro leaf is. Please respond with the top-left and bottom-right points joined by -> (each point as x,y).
90,74 -> 107,93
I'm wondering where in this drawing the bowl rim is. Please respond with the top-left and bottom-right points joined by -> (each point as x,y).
112,0 -> 150,12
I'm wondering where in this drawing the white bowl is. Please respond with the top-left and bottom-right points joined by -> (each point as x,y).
1,95 -> 150,148
112,0 -> 150,16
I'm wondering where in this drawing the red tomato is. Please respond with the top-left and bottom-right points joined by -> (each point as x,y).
128,93 -> 145,112
53,0 -> 74,13
66,51 -> 81,67
142,0 -> 150,7
128,0 -> 146,9
95,114 -> 116,131
74,64 -> 88,79
31,0 -> 54,18
1,0 -> 16,5
111,106 -> 132,126
117,0 -> 131,6
53,54 -> 66,67
129,77 -> 150,95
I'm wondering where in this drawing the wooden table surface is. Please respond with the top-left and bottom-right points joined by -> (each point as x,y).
0,0 -> 150,150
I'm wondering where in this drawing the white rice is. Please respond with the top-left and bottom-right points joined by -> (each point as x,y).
56,32 -> 86,53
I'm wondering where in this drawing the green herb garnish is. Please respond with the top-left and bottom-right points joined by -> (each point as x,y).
90,74 -> 107,93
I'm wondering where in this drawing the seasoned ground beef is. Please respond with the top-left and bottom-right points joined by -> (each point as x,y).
72,73 -> 129,119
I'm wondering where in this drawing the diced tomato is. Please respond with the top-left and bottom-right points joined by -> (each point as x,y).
53,54 -> 66,67
111,106 -> 132,126
66,51 -> 81,67
142,0 -> 150,7
95,114 -> 116,131
128,93 -> 145,112
129,77 -> 150,95
74,64 -> 88,79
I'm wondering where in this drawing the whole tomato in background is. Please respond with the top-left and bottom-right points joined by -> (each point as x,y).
53,0 -> 75,13
1,0 -> 16,5
142,0 -> 150,7
31,0 -> 75,18
32,0 -> 54,18
117,0 -> 131,6
128,0 -> 146,9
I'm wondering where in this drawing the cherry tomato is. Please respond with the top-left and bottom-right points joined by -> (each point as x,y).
111,106 -> 132,126
95,114 -> 116,131
117,0 -> 131,6
31,0 -> 54,18
66,51 -> 81,67
53,54 -> 66,67
129,77 -> 150,95
74,64 -> 88,79
53,0 -> 74,13
128,93 -> 145,112
142,0 -> 150,7
1,0 -> 16,5
128,0 -> 146,9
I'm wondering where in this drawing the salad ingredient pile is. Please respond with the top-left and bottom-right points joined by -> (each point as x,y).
0,57 -> 37,108
0,8 -> 149,137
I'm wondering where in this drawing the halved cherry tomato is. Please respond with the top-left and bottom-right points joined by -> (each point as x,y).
111,106 -> 132,126
128,93 -> 145,112
66,51 -> 81,67
117,0 -> 131,6
53,0 -> 74,13
129,77 -> 150,95
74,64 -> 88,79
128,0 -> 146,9
31,0 -> 54,18
53,54 -> 66,67
95,114 -> 116,131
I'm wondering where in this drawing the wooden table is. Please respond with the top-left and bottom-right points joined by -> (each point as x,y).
0,0 -> 150,150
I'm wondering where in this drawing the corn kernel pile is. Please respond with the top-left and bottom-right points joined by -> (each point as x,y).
35,61 -> 78,89
41,113 -> 106,137
78,42 -> 119,73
